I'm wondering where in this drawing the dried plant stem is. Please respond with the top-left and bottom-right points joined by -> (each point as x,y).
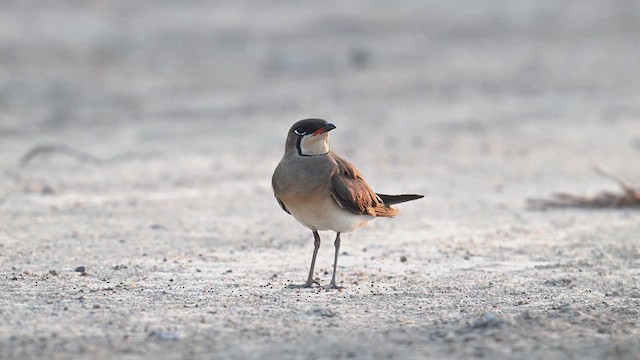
528,167 -> 640,209
19,144 -> 102,167
18,143 -> 155,168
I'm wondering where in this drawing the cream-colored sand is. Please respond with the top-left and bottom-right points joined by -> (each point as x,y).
1,1 -> 639,359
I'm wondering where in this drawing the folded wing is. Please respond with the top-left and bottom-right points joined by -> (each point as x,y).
329,154 -> 399,218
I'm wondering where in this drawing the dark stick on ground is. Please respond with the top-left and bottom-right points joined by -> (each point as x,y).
527,167 -> 640,209
19,144 -> 102,167
18,143 -> 156,168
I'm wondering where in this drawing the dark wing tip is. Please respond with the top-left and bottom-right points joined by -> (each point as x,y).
376,193 -> 424,205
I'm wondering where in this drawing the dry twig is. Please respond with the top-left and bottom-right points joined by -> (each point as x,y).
18,143 -> 155,168
19,144 -> 102,167
527,167 -> 640,209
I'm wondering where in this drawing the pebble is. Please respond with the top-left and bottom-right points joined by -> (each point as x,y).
307,307 -> 337,318
149,330 -> 182,341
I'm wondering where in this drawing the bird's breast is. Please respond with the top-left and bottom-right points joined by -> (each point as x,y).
280,190 -> 372,233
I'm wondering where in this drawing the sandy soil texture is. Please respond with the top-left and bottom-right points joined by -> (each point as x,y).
1,1 -> 640,359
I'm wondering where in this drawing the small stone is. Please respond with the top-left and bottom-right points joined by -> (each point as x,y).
349,47 -> 371,69
149,330 -> 182,341
49,270 -> 58,276
400,256 -> 408,263
75,266 -> 86,273
307,307 -> 337,317
544,278 -> 573,287
150,224 -> 167,231
468,313 -> 500,331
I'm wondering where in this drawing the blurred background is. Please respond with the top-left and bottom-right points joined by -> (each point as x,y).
1,0 -> 639,219
2,0 -> 639,235
2,0 -> 639,146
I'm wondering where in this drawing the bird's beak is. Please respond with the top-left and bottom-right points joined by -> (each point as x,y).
312,123 -> 337,136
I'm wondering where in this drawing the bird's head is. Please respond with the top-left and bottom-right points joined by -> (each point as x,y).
285,118 -> 336,156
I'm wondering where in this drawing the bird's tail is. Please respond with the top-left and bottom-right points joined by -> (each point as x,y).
377,193 -> 424,205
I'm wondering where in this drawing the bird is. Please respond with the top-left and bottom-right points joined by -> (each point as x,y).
272,118 -> 424,289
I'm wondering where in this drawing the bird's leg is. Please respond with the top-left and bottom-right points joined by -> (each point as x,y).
287,230 -> 321,288
305,231 -> 322,286
325,232 -> 343,290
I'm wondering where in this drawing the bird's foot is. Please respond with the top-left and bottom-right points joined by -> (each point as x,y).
286,279 -> 320,289
322,282 -> 344,290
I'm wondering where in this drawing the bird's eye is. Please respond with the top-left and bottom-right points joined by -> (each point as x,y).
294,128 -> 306,136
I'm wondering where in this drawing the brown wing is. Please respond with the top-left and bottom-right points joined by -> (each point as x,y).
330,154 -> 399,218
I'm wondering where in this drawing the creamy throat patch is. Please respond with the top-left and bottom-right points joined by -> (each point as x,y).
299,133 -> 330,156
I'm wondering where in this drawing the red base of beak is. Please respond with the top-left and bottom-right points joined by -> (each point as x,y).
312,123 -> 336,136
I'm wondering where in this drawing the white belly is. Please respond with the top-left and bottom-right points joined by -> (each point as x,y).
287,196 -> 372,233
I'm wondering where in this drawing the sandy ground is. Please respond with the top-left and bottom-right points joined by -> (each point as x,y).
1,1 -> 640,359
